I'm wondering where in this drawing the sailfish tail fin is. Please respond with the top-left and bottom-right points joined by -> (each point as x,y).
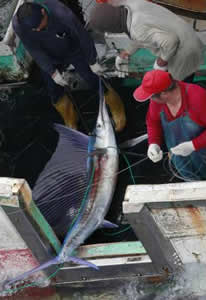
4,256 -> 60,289
4,254 -> 98,289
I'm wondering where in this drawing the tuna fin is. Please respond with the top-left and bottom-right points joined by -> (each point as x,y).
5,256 -> 60,287
101,220 -> 119,229
64,256 -> 99,270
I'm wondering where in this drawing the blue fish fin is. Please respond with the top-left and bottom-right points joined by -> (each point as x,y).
100,220 -> 119,229
5,256 -> 60,287
33,122 -> 89,236
5,254 -> 99,287
64,256 -> 99,270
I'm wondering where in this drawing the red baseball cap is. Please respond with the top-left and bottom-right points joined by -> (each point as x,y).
133,70 -> 172,102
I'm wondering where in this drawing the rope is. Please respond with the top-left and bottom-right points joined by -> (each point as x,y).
101,149 -> 144,237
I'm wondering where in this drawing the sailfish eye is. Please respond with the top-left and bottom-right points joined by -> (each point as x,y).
97,123 -> 101,128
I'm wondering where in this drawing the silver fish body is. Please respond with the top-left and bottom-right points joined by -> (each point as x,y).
59,94 -> 118,260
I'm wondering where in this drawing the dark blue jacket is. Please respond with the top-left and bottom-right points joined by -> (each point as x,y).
12,0 -> 97,75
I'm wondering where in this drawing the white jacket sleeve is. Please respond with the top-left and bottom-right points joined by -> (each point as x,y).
126,40 -> 140,55
149,29 -> 180,61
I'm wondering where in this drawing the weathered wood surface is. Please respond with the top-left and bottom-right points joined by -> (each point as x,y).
152,0 -> 206,12
0,177 -> 61,253
151,0 -> 206,19
75,241 -> 146,259
123,181 -> 206,264
124,181 -> 206,213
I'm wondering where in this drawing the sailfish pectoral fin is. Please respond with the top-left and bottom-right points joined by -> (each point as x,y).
63,256 -> 99,270
100,220 -> 119,229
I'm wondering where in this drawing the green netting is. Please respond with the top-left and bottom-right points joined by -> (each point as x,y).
0,55 -> 14,68
0,41 -> 26,70
123,49 -> 156,88
0,41 -> 29,80
129,48 -> 156,73
123,47 -> 206,88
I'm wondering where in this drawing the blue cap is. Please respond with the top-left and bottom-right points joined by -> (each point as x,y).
21,4 -> 42,29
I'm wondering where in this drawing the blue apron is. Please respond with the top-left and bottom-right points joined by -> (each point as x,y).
160,86 -> 206,180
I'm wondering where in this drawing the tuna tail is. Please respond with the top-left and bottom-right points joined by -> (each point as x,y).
5,255 -> 99,288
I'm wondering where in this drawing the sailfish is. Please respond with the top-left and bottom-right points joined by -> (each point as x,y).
5,81 -> 119,285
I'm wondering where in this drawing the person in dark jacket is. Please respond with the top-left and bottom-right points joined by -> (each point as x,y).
12,0 -> 105,129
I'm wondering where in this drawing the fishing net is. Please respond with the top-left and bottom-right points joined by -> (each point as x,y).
0,0 -> 18,40
32,124 -> 89,237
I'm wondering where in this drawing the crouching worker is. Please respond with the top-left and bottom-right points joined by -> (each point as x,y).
12,0 -> 126,131
133,70 -> 206,181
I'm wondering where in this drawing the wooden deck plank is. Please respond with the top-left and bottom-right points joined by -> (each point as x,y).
152,0 -> 206,12
75,241 -> 146,259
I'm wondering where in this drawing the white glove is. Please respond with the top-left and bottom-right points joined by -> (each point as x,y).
90,62 -> 105,75
147,144 -> 163,163
115,56 -> 129,78
170,141 -> 195,157
52,70 -> 68,87
153,59 -> 168,71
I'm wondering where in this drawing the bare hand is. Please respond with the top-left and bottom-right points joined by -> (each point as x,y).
156,57 -> 168,67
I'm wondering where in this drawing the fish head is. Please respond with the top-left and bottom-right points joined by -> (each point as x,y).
92,95 -> 116,149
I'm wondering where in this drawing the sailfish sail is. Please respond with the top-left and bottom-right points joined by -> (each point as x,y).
32,125 -> 89,236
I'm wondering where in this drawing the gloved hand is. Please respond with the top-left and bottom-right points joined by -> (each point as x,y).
115,56 -> 129,78
170,141 -> 195,156
52,70 -> 68,87
90,62 -> 106,75
153,59 -> 168,71
147,144 -> 163,163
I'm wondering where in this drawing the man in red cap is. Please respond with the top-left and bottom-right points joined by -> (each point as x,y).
133,70 -> 206,180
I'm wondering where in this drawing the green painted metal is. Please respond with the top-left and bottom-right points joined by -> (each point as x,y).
28,200 -> 62,254
86,241 -> 146,257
